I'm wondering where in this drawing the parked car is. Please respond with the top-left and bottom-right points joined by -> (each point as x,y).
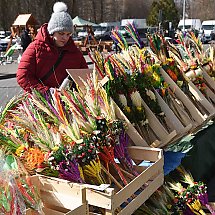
94,22 -> 120,39
94,27 -> 113,41
0,31 -> 11,39
2,36 -> 16,45
201,20 -> 215,43
0,39 -> 8,52
77,29 -> 88,38
210,30 -> 215,41
0,36 -> 16,52
178,19 -> 202,32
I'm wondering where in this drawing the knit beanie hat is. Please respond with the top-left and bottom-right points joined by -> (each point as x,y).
48,2 -> 73,34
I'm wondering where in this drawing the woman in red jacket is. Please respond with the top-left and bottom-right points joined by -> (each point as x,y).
16,2 -> 88,94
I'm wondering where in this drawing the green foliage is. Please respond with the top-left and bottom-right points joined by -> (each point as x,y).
147,0 -> 180,29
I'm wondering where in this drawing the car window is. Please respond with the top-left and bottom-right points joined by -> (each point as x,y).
202,25 -> 215,30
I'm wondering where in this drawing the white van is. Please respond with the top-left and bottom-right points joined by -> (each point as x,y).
202,20 -> 215,42
178,19 -> 202,31
0,31 -> 5,39
119,19 -> 148,37
94,22 -> 120,38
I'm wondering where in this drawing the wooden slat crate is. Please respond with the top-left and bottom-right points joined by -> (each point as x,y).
84,146 -> 164,215
154,90 -> 193,135
113,100 -> 149,147
29,175 -> 89,215
66,69 -> 181,148
201,65 -> 215,104
27,146 -> 163,215
174,65 -> 215,119
201,65 -> 215,92
187,81 -> 215,115
26,206 -> 83,215
140,99 -> 177,147
160,67 -> 206,126
113,97 -> 178,148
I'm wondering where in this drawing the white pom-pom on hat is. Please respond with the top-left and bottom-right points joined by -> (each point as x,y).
53,2 -> 68,13
48,1 -> 73,34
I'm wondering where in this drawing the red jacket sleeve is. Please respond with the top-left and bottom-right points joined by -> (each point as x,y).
16,43 -> 49,93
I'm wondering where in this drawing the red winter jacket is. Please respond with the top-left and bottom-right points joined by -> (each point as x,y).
17,24 -> 88,93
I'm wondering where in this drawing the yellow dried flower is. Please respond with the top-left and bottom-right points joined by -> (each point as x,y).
52,146 -> 59,152
125,106 -> 131,113
16,145 -> 27,157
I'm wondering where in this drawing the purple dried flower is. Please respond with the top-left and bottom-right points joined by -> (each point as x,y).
114,131 -> 139,176
198,193 -> 208,205
58,159 -> 84,183
183,206 -> 194,215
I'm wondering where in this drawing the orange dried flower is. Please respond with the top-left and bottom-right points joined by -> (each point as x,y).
25,148 -> 45,170
167,69 -> 178,82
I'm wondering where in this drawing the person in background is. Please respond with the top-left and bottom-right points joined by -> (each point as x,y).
16,1 -> 88,94
20,27 -> 32,52
28,25 -> 37,41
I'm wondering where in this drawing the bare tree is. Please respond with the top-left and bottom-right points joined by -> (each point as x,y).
2,0 -> 215,31
91,0 -> 97,23
100,0 -> 104,22
0,0 -> 12,30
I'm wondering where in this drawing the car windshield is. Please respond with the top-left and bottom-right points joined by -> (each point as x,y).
178,25 -> 192,29
95,27 -> 107,32
202,25 -> 215,30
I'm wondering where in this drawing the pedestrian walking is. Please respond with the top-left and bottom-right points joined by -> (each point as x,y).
20,27 -> 32,52
16,1 -> 88,94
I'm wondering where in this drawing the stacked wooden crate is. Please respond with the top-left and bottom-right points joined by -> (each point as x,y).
67,68 -> 215,148
26,175 -> 89,215
84,146 -> 163,214
27,146 -> 163,215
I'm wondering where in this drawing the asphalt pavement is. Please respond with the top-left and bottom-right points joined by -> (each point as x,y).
0,60 -> 22,110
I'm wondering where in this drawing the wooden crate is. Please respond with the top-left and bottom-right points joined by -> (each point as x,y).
27,147 -> 163,215
29,175 -> 89,215
113,97 -> 177,148
67,68 -> 178,148
140,98 -> 177,147
154,90 -> 193,135
26,206 -> 83,215
66,69 -> 149,147
113,100 -> 149,147
187,81 -> 215,116
160,67 -> 206,126
201,64 -> 215,92
84,146 -> 164,215
184,66 -> 215,116
193,65 -> 215,106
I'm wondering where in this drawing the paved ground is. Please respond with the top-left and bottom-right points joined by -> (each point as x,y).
0,54 -> 93,110
0,61 -> 22,110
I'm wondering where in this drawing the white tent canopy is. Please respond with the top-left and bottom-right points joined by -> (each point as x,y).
72,16 -> 99,27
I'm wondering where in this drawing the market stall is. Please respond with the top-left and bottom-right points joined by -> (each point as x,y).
0,22 -> 215,214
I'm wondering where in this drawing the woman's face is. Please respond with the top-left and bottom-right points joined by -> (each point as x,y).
52,31 -> 71,47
